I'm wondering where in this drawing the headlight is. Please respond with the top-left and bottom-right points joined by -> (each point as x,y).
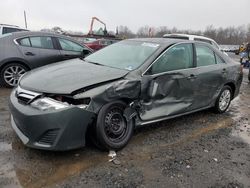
30,97 -> 69,111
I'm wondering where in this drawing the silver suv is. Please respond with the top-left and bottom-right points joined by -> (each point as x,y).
163,34 -> 226,53
0,24 -> 28,36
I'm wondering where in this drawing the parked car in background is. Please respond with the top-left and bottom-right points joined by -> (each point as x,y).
0,31 -> 92,87
0,24 -> 28,36
84,38 -> 119,51
9,38 -> 243,151
163,34 -> 227,55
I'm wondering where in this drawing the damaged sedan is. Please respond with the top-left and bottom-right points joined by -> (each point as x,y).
9,38 -> 243,151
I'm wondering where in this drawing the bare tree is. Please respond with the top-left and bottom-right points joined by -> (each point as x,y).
41,24 -> 250,45
117,25 -> 135,38
137,25 -> 153,37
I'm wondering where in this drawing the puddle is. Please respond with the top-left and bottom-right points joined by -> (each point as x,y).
230,89 -> 250,145
0,161 -> 22,187
0,139 -> 107,188
0,144 -> 22,187
14,150 -> 107,188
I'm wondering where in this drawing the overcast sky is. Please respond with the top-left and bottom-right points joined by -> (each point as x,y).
1,0 -> 249,33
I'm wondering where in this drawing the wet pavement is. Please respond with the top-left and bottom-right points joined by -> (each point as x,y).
0,53 -> 250,188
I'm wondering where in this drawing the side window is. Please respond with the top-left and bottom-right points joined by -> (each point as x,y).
215,54 -> 225,64
149,43 -> 193,74
196,44 -> 216,67
29,37 -> 54,49
58,38 -> 84,52
17,37 -> 31,47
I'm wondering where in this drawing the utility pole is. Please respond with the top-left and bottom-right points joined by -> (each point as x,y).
24,11 -> 27,29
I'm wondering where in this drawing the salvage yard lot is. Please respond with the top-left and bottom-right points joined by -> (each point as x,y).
0,54 -> 250,188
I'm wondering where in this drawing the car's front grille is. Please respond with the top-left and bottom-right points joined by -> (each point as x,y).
38,129 -> 59,145
16,86 -> 41,105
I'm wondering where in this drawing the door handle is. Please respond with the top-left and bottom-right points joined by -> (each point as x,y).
187,74 -> 197,80
25,52 -> 35,56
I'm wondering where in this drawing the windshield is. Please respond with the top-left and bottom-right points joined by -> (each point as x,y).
84,40 -> 160,70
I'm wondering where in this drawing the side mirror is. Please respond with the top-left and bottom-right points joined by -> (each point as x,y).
81,49 -> 91,58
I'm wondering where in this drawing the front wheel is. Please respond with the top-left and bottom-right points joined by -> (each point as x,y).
0,63 -> 28,87
95,101 -> 134,151
214,86 -> 232,113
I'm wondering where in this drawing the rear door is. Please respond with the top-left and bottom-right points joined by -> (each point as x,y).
16,36 -> 61,68
140,43 -> 197,121
191,43 -> 227,108
56,38 -> 91,60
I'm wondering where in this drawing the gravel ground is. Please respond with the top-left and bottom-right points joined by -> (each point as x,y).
0,53 -> 249,188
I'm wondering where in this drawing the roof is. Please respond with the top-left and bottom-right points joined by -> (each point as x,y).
163,33 -> 216,42
10,31 -> 67,38
127,37 -> 185,44
1,31 -> 91,49
0,24 -> 20,28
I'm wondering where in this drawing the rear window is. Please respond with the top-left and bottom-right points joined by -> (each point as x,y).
17,36 -> 54,49
196,44 -> 216,67
30,36 -> 54,49
215,54 -> 225,64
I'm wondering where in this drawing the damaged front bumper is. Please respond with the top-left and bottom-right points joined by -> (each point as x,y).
9,89 -> 96,151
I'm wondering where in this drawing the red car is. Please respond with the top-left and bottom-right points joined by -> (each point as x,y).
85,38 -> 118,51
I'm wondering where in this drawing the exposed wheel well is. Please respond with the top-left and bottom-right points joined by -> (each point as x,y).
224,82 -> 235,99
119,98 -> 133,105
0,61 -> 31,71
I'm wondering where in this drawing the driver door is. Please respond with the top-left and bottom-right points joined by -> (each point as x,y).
57,38 -> 91,60
140,43 -> 198,121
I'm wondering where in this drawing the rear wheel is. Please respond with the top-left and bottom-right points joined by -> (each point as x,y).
95,101 -> 134,151
214,86 -> 232,113
0,63 -> 28,87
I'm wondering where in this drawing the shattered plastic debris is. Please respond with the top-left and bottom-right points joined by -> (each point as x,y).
108,150 -> 120,165
213,158 -> 218,162
113,159 -> 121,165
204,149 -> 209,153
186,165 -> 191,169
108,150 -> 116,158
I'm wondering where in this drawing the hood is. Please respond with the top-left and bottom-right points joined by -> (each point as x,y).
20,59 -> 129,94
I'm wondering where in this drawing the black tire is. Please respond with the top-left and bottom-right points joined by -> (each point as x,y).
0,63 -> 28,87
248,70 -> 250,81
95,101 -> 134,151
86,124 -> 106,151
214,85 -> 232,114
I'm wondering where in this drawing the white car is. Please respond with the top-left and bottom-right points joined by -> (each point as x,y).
0,24 -> 28,36
163,33 -> 226,54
